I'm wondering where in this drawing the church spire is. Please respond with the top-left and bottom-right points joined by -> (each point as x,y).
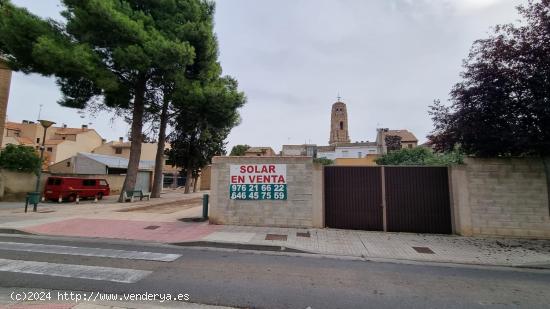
329,98 -> 351,145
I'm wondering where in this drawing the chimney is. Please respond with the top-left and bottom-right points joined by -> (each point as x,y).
119,137 -> 124,142
81,124 -> 88,130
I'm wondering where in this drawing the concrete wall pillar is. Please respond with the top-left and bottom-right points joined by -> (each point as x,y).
449,165 -> 473,236
312,163 -> 324,228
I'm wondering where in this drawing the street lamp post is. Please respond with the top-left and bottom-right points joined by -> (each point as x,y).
33,119 -> 55,212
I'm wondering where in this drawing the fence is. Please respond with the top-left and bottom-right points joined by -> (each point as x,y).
325,166 -> 452,234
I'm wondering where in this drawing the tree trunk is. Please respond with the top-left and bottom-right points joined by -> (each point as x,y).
193,174 -> 199,192
151,96 -> 170,198
184,169 -> 193,194
118,76 -> 146,202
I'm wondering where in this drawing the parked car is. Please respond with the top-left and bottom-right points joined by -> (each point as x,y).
43,177 -> 110,202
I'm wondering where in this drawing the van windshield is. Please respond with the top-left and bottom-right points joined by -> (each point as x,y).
47,178 -> 62,185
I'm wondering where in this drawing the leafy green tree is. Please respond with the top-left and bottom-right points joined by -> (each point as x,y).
384,135 -> 402,152
167,76 -> 246,193
375,147 -> 463,166
148,0 -> 221,197
229,144 -> 250,156
0,144 -> 41,173
429,0 -> 550,157
0,0 -> 197,201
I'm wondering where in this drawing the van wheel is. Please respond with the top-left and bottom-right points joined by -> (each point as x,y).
67,194 -> 76,203
97,193 -> 104,200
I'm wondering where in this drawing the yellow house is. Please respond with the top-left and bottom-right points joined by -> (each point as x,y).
92,137 -> 159,160
2,121 -> 104,165
92,138 -> 180,173
92,138 -> 182,189
376,128 -> 419,153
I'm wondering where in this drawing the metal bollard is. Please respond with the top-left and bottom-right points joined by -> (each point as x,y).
202,194 -> 209,219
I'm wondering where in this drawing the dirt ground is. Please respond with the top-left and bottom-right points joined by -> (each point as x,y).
117,197 -> 203,214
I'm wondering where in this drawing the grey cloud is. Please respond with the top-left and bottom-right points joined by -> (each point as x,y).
7,0 -> 526,152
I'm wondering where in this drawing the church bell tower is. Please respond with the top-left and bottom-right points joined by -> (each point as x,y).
329,98 -> 350,145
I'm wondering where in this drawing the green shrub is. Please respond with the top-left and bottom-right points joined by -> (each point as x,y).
375,147 -> 463,166
314,157 -> 334,165
0,144 -> 42,173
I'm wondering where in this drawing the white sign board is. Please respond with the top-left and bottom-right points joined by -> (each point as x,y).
229,164 -> 287,200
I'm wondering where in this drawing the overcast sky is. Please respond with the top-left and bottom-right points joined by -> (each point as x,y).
7,0 -> 526,151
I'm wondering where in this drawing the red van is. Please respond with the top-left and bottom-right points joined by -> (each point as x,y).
44,177 -> 110,202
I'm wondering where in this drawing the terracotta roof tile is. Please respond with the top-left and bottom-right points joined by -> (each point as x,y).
5,122 -> 24,130
383,129 -> 418,142
54,128 -> 90,135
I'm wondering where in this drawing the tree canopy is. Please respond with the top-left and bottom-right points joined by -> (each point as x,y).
229,144 -> 250,156
429,0 -> 550,157
384,135 -> 402,152
0,144 -> 41,173
166,76 -> 246,192
0,0 -> 229,200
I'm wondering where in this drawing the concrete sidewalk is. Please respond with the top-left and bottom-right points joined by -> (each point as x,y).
4,217 -> 550,268
1,190 -> 550,268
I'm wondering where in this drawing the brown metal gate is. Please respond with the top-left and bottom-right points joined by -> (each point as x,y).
384,167 -> 451,234
324,166 -> 452,234
325,166 -> 383,230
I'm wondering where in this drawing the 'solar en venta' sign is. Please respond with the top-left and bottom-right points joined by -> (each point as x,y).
229,164 -> 287,200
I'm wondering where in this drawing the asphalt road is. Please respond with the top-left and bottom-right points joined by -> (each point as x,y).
0,234 -> 549,309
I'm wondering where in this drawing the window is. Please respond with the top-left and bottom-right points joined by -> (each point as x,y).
115,148 -> 122,154
99,180 -> 107,186
36,138 -> 40,143
47,178 -> 62,185
47,147 -> 53,152
62,137 -> 66,140
66,161 -> 71,167
339,121 -> 343,130
83,179 -> 96,186
358,152 -> 362,158
408,144 -> 413,149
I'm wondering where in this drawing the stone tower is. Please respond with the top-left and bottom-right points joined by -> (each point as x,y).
329,100 -> 350,145
0,58 -> 12,148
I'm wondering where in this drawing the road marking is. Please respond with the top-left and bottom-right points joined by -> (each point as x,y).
0,242 -> 181,262
0,258 -> 151,283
